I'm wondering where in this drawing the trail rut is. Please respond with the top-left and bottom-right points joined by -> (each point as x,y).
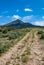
0,32 -> 30,65
0,31 -> 44,65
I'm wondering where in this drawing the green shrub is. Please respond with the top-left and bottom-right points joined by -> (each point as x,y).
37,31 -> 44,39
0,29 -> 2,32
8,32 -> 23,40
21,55 -> 29,63
0,42 -> 13,54
16,64 -> 20,65
2,29 -> 7,34
37,31 -> 43,34
40,34 -> 44,39
8,33 -> 17,40
0,34 -> 8,38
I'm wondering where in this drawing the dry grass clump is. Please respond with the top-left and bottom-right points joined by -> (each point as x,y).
37,31 -> 44,39
21,54 -> 29,63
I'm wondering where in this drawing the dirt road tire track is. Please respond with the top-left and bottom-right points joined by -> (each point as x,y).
0,32 -> 30,65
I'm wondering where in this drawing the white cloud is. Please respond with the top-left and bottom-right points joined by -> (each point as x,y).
22,15 -> 44,26
22,15 -> 33,22
24,8 -> 32,12
12,15 -> 21,20
42,16 -> 44,19
32,21 -> 44,26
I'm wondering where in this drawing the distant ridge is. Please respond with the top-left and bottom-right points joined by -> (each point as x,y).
1,19 -> 44,28
5,19 -> 34,27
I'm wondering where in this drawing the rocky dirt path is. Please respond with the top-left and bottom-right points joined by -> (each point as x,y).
4,31 -> 32,65
0,31 -> 44,65
0,32 -> 30,65
29,32 -> 44,65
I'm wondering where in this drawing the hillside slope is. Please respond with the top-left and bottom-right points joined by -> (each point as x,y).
5,19 -> 34,27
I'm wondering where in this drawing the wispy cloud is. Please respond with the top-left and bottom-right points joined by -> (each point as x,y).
32,21 -> 44,26
22,15 -> 33,22
12,15 -> 44,26
42,16 -> 44,19
22,15 -> 44,26
12,15 -> 21,20
24,8 -> 33,12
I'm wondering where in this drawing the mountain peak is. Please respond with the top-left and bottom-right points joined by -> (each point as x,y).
5,19 -> 34,27
15,19 -> 21,21
6,19 -> 24,26
14,19 -> 24,23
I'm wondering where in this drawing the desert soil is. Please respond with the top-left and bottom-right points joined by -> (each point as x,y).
0,31 -> 44,65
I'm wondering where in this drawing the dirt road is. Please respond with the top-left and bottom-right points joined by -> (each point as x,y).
0,31 -> 44,65
0,32 -> 30,65
29,32 -> 44,65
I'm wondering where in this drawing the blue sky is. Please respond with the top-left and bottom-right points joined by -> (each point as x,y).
0,0 -> 44,26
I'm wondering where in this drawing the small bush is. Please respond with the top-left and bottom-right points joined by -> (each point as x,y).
16,64 -> 20,65
0,29 -> 2,32
2,29 -> 7,34
37,31 -> 44,39
40,34 -> 44,39
0,42 -> 13,55
37,31 -> 43,34
8,33 -> 17,40
21,54 -> 29,63
0,34 -> 8,38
